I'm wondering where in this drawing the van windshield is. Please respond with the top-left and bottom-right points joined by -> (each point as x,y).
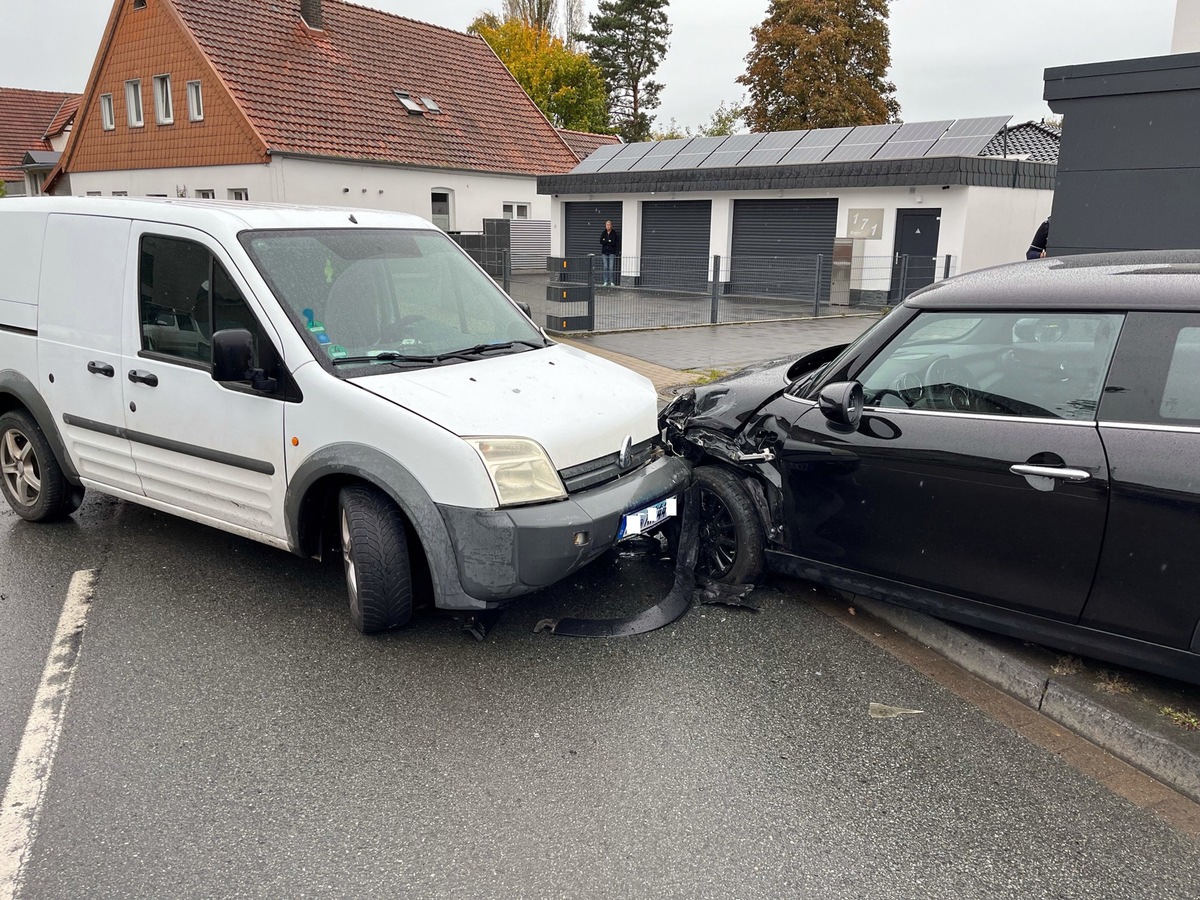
240,228 -> 544,369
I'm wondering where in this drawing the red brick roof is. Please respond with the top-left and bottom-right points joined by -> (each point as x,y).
44,96 -> 82,139
0,87 -> 81,181
556,128 -> 621,162
170,0 -> 580,175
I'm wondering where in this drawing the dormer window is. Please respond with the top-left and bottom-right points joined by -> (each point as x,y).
133,0 -> 147,8
394,92 -> 425,116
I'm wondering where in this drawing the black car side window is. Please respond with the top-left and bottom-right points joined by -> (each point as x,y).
1100,313 -> 1200,427
857,311 -> 1123,420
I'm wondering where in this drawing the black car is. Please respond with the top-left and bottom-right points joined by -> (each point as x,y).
662,251 -> 1200,685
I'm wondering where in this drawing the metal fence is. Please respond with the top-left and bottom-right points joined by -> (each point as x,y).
510,253 -> 957,334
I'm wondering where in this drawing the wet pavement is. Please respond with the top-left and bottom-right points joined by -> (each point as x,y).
3,494 -> 1200,898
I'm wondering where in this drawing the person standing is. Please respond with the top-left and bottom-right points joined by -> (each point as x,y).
599,220 -> 621,286
1026,216 -> 1050,259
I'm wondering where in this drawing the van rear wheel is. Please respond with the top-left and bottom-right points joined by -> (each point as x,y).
338,485 -> 414,634
0,410 -> 71,522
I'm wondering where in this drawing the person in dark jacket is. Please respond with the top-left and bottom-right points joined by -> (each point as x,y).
1026,217 -> 1050,259
599,220 -> 621,285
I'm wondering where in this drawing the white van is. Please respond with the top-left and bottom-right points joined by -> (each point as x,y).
0,198 -> 688,632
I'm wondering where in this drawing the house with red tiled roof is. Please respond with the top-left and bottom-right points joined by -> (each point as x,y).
46,0 -> 591,230
0,88 -> 81,196
556,128 -> 621,162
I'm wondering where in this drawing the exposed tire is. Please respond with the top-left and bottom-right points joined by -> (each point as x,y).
0,410 -> 72,522
695,465 -> 765,584
338,484 -> 414,634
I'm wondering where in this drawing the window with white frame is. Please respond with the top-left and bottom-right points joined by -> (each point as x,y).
152,74 -> 173,124
112,191 -> 128,196
125,80 -> 144,127
195,189 -> 215,199
85,191 -> 102,197
186,80 -> 204,122
228,188 -> 249,201
502,203 -> 530,220
100,93 -> 115,130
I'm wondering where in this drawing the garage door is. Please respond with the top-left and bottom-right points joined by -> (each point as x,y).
640,200 -> 712,291
565,201 -> 623,260
730,198 -> 837,301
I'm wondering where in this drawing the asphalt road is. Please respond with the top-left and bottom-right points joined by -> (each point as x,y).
3,494 -> 1199,899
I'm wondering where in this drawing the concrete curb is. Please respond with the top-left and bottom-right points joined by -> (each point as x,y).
852,595 -> 1200,806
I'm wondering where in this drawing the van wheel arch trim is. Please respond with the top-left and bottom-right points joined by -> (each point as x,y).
0,370 -> 81,485
285,444 -> 484,611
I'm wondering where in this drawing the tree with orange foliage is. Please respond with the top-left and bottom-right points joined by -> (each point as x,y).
738,0 -> 900,132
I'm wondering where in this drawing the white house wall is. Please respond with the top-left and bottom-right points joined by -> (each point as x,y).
66,157 -> 548,231
551,182 -> 1051,287
960,186 -> 1054,272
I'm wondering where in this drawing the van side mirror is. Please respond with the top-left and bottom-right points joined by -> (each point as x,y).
517,301 -> 533,320
818,381 -> 864,430
212,328 -> 277,392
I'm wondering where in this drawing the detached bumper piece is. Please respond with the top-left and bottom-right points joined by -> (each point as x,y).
535,487 -> 700,638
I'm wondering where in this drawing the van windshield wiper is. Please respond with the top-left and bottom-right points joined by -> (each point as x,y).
432,339 -> 546,362
332,352 -> 442,366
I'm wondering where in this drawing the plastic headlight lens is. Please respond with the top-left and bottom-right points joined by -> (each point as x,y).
465,437 -> 567,507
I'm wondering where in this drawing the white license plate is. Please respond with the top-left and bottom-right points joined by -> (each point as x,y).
618,497 -> 677,540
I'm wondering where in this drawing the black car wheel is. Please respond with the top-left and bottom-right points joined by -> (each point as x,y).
695,466 -> 765,584
0,410 -> 73,522
338,485 -> 414,634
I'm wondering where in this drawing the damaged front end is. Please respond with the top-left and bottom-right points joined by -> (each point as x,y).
660,346 -> 846,577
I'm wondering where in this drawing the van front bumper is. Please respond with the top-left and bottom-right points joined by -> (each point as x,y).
436,455 -> 691,606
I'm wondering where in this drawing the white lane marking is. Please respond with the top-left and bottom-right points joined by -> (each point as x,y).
0,569 -> 97,900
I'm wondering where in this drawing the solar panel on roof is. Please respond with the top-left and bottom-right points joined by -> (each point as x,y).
823,123 -> 900,162
569,141 -> 624,174
697,133 -> 765,168
658,136 -> 725,169
777,127 -> 853,164
598,141 -> 657,172
872,119 -> 954,160
924,115 -> 1012,158
627,138 -> 693,171
737,130 -> 809,166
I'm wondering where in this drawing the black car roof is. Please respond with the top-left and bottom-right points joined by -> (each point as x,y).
907,250 -> 1200,311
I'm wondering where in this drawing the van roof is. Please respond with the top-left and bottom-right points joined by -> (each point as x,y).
0,196 -> 438,232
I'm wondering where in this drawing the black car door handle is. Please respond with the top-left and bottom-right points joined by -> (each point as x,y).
87,361 -> 115,377
1009,464 -> 1091,483
127,369 -> 159,387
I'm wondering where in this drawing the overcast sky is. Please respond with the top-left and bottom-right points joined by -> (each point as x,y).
1,1 -> 1180,131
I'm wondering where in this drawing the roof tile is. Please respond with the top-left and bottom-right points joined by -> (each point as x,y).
171,0 -> 579,175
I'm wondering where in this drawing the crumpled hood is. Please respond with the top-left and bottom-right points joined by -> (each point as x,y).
349,343 -> 659,469
681,356 -> 797,433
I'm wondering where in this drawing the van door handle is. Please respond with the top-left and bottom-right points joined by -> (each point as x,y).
127,369 -> 159,387
87,361 -> 115,377
1009,464 -> 1091,482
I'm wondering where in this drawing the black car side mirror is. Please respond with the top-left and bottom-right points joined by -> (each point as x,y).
818,381 -> 864,430
212,328 -> 277,392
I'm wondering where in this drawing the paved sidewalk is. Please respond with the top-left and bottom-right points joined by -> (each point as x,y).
558,316 -> 1200,813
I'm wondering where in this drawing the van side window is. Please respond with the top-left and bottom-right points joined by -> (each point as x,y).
138,234 -> 275,374
139,235 -> 211,363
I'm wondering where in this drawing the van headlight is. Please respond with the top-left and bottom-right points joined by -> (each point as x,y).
464,437 -> 567,507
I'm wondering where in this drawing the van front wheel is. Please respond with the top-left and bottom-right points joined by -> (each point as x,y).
338,485 -> 414,634
0,410 -> 70,522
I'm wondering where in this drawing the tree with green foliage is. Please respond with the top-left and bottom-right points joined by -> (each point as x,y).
471,15 -> 610,133
577,0 -> 672,143
0,181 -> 7,199
651,101 -> 745,140
738,0 -> 900,132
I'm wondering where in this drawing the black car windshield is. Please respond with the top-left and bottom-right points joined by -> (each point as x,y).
239,228 -> 544,370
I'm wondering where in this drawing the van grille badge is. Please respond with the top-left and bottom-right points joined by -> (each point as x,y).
618,435 -> 633,470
